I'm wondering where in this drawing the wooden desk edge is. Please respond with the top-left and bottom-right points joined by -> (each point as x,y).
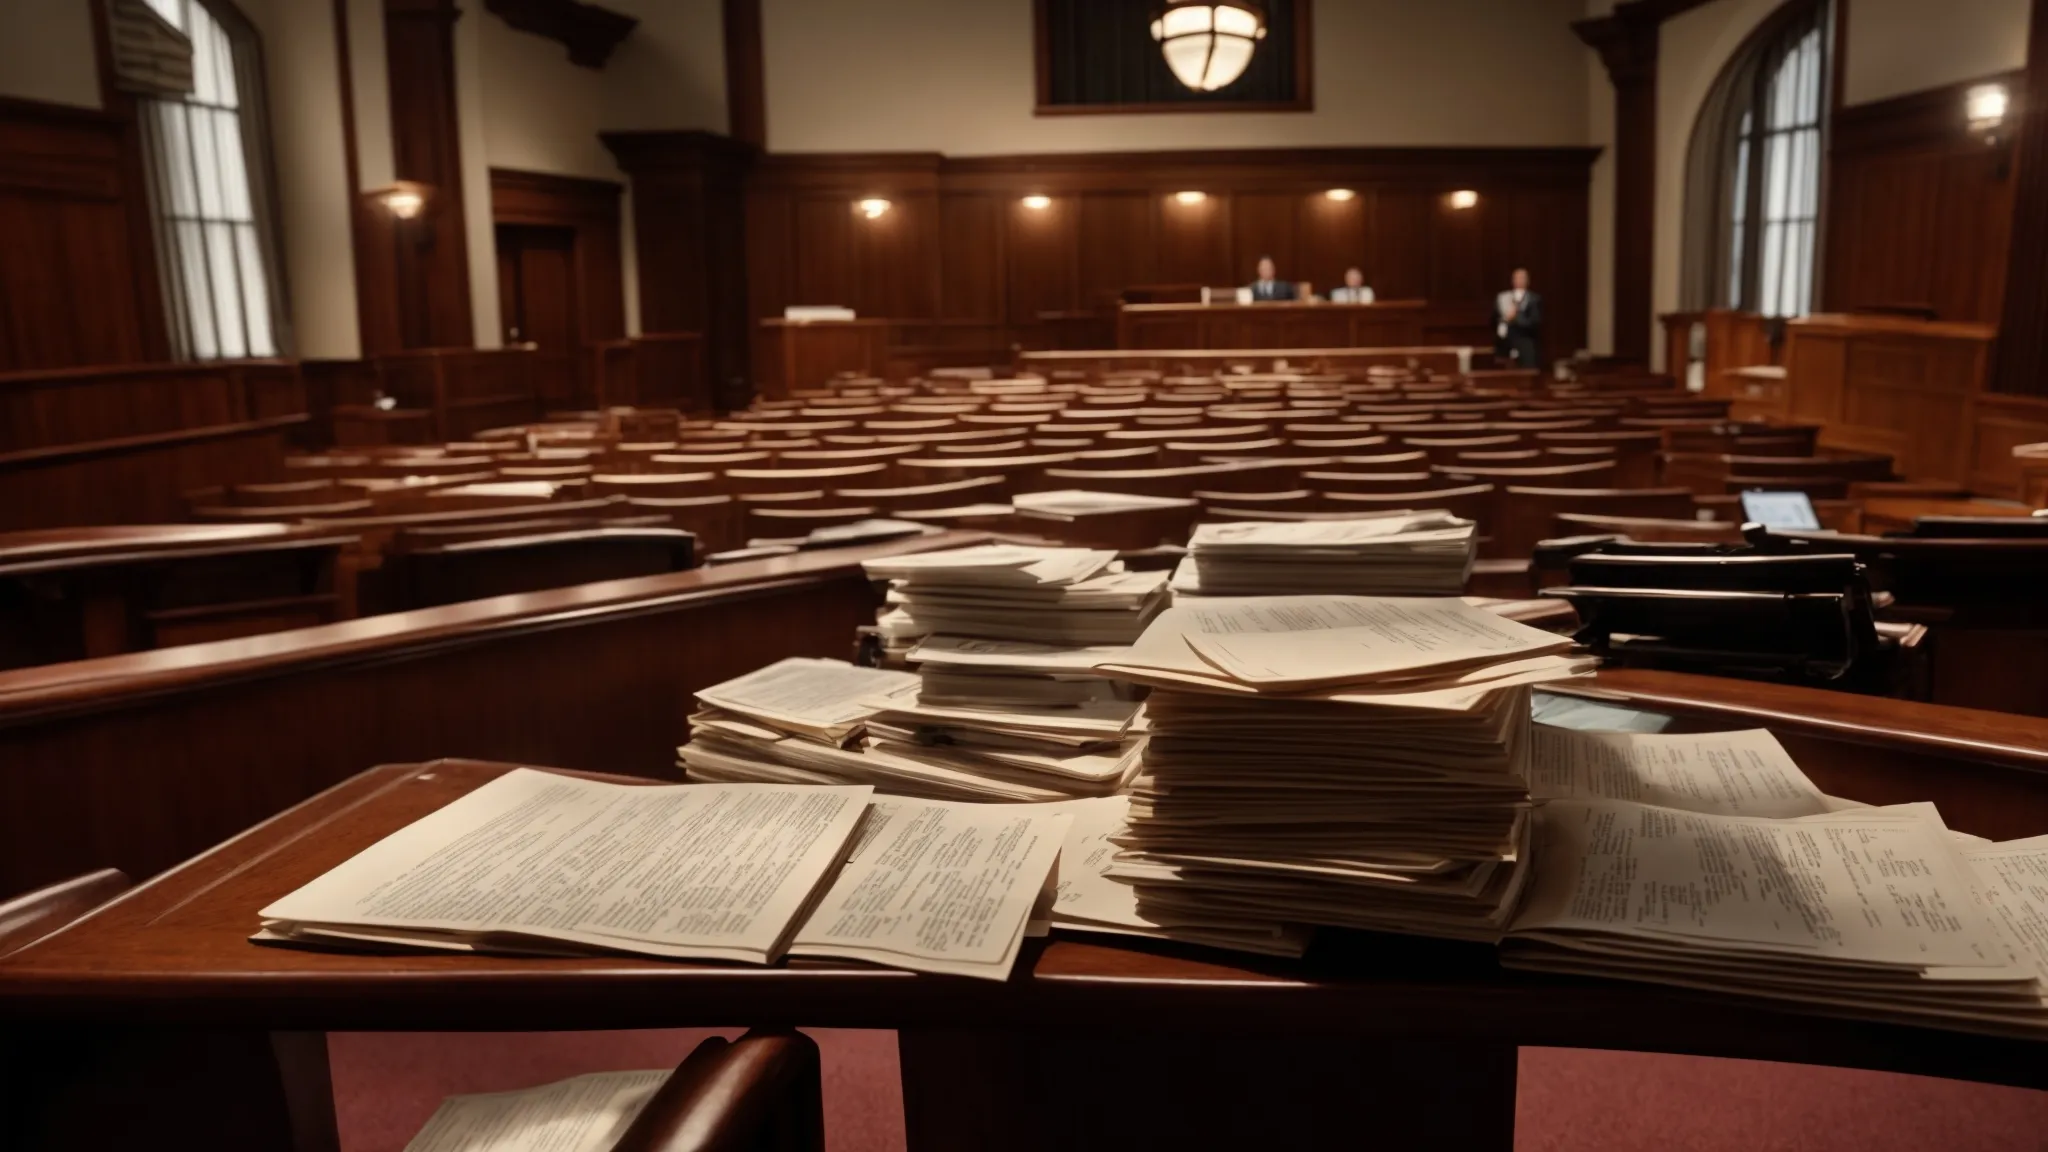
0,758 -> 2040,1089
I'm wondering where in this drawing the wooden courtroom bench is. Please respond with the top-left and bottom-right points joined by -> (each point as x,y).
0,532 -> 988,899
0,523 -> 355,669
3,683 -> 2044,1151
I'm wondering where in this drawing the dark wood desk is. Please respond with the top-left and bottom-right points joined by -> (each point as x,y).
753,319 -> 890,400
5,677 -> 2047,1151
1018,345 -> 1474,378
1117,300 -> 1428,349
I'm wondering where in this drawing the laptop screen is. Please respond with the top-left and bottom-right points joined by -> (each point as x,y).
1739,489 -> 1821,530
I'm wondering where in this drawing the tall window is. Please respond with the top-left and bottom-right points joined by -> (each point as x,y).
1744,27 -> 1823,316
137,0 -> 288,359
1680,0 -> 1829,319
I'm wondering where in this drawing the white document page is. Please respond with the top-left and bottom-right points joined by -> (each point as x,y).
1512,800 -> 2015,970
1963,841 -> 2048,979
1111,598 -> 1567,689
1528,726 -> 1827,817
1188,514 -> 1471,550
791,798 -> 1070,979
908,635 -> 1130,673
694,657 -> 918,732
1040,796 -> 1148,928
403,1070 -> 668,1152
262,769 -> 873,962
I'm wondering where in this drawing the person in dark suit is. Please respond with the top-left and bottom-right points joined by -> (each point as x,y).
1247,256 -> 1296,302
1494,267 -> 1543,368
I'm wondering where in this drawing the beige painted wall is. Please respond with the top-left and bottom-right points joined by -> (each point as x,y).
241,0 -> 361,360
1651,0 -> 1787,367
1584,0 -> 1617,357
0,0 -> 101,108
604,0 -> 727,134
762,0 -> 1591,154
1844,0 -> 2029,105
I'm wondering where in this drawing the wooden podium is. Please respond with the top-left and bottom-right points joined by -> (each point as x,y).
1117,300 -> 1427,350
753,318 -> 890,400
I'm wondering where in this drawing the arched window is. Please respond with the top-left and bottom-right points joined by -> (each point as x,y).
136,0 -> 289,359
1680,0 -> 1830,318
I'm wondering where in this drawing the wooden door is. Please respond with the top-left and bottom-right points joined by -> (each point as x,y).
496,224 -> 580,407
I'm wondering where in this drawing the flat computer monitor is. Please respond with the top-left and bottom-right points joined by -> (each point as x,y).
1739,488 -> 1821,530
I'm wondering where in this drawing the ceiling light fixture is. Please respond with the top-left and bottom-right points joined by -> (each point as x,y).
1448,189 -> 1479,210
1150,1 -> 1267,93
1021,194 -> 1052,210
1173,190 -> 1207,205
857,198 -> 891,219
1325,188 -> 1356,202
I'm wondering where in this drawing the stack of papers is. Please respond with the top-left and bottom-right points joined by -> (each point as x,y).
863,544 -> 1170,650
680,656 -> 1136,802
1093,596 -> 1593,944
1505,799 -> 2047,1035
259,767 -> 1069,981
1170,513 -> 1476,597
1501,724 -> 2048,1035
1043,795 -> 1312,958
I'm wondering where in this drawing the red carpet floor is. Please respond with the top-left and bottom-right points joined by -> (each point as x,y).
328,1029 -> 2048,1151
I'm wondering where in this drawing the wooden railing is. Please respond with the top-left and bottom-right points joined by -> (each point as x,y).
0,359 -> 306,529
0,532 -> 983,898
586,333 -> 709,414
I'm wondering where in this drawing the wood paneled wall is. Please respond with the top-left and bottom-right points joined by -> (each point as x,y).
1824,72 -> 2022,325
745,147 -> 1597,364
0,360 -> 306,529
0,99 -> 164,372
605,130 -> 758,410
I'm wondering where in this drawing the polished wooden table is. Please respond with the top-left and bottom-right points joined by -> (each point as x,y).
7,674 -> 2047,1151
1117,299 -> 1428,350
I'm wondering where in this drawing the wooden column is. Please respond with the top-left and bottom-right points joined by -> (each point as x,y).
1576,8 -> 1660,367
384,0 -> 474,350
602,131 -> 757,411
1990,0 -> 2048,396
723,0 -> 765,149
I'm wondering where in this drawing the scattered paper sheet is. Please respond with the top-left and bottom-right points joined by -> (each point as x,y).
1528,726 -> 1828,818
403,1071 -> 668,1152
790,797 -> 1070,980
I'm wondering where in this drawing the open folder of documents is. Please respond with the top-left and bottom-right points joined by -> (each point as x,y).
259,768 -> 1069,981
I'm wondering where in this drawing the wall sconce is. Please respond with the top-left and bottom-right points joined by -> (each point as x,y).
372,180 -> 431,220
1173,190 -> 1207,205
1021,194 -> 1052,210
1968,82 -> 2009,138
1448,189 -> 1479,210
1324,188 -> 1356,202
857,198 -> 891,219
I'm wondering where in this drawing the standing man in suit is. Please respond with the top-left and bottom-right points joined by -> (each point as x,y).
1247,256 -> 1296,302
1494,267 -> 1543,368
1329,267 -> 1375,304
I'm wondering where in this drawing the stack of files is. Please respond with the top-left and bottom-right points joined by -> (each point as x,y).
1502,723 -> 2048,1036
1042,795 -> 1313,959
1170,513 -> 1477,597
862,544 -> 1170,648
259,767 -> 1070,981
1093,596 -> 1593,944
680,656 -> 1136,801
